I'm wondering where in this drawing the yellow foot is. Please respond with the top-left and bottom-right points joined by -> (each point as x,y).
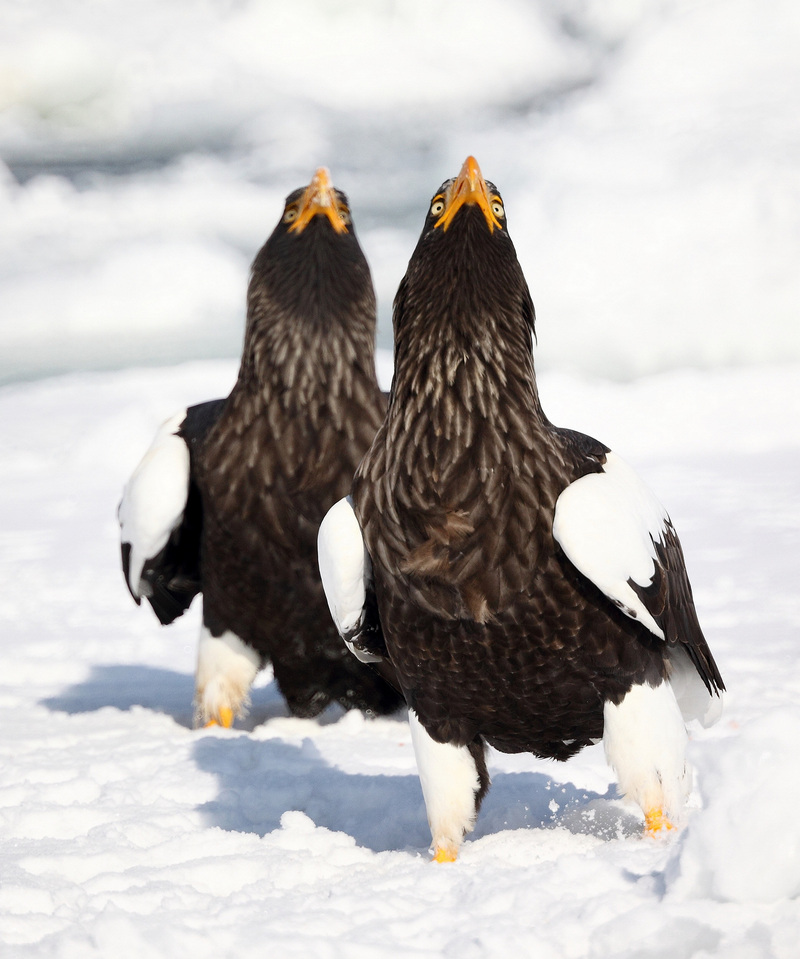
204,706 -> 234,728
432,843 -> 459,863
644,808 -> 675,837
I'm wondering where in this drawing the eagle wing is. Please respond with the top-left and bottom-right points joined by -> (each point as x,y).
553,450 -> 724,711
118,400 -> 223,625
317,496 -> 390,666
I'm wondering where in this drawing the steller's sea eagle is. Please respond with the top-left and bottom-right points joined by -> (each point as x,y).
120,168 -> 403,726
318,157 -> 724,861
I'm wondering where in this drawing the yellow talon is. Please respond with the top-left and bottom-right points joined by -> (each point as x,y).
644,808 -> 675,837
204,706 -> 234,728
432,845 -> 458,863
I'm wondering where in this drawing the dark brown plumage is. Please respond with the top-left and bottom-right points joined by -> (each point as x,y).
340,156 -> 723,857
120,168 -> 402,725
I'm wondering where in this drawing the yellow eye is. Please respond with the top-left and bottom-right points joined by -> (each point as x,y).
338,207 -> 351,226
430,198 -> 445,217
491,199 -> 505,218
283,206 -> 299,224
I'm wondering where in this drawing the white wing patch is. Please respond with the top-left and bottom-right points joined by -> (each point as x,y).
553,451 -> 669,640
118,409 -> 191,598
317,496 -> 380,662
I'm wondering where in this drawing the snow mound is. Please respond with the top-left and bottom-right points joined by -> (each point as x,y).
669,708 -> 800,902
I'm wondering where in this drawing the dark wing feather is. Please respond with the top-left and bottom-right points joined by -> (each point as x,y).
344,584 -> 402,695
628,521 -> 726,695
120,541 -> 140,605
179,398 -> 227,449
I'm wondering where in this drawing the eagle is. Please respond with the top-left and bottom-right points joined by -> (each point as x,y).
119,167 -> 403,727
318,156 -> 724,861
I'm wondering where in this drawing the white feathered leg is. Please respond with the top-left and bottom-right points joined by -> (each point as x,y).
408,709 -> 484,861
603,680 -> 690,835
194,626 -> 261,728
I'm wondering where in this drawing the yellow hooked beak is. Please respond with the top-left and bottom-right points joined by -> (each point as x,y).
289,167 -> 348,235
435,156 -> 503,234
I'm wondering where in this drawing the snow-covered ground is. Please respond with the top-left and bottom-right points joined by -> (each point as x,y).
2,0 -> 799,954
1,357 -> 798,957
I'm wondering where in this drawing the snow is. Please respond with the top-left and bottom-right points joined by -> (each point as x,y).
1,0 -> 799,384
1,358 -> 799,956
670,709 -> 800,905
1,0 -> 800,953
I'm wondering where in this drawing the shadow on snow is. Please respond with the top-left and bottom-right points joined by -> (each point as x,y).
191,733 -> 639,854
40,664 -> 640,852
39,663 -> 292,730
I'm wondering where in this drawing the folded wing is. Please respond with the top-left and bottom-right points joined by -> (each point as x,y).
119,400 -> 223,624
318,496 -> 389,667
553,451 -> 724,722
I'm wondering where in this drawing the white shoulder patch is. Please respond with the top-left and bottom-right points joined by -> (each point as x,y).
118,409 -> 191,597
317,496 -> 370,639
553,451 -> 669,639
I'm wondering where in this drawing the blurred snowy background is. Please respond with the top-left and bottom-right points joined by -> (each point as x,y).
2,0 -> 798,385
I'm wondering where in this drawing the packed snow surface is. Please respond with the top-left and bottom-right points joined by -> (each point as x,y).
1,357 -> 798,957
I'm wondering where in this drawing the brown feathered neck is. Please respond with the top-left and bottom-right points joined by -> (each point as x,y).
352,204 -> 583,624
201,206 -> 385,528
390,204 -> 541,426
234,213 -> 381,430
